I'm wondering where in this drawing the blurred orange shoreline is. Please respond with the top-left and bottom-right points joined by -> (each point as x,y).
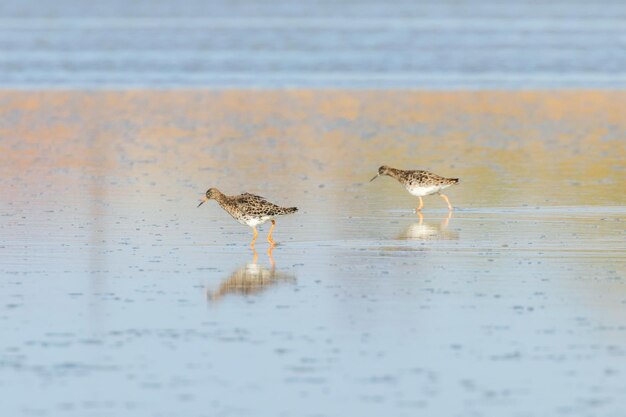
1,89 -> 624,208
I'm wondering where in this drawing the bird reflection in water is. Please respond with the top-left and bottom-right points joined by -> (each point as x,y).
206,247 -> 295,302
399,211 -> 459,240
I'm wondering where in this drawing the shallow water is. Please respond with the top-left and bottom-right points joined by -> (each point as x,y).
1,91 -> 625,416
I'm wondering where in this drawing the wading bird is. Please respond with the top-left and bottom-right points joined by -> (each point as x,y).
370,165 -> 459,211
198,188 -> 298,247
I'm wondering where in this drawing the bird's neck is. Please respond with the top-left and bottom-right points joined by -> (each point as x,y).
213,191 -> 227,205
385,168 -> 402,179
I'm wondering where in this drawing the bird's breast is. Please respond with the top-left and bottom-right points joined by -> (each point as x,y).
407,185 -> 441,196
241,216 -> 272,227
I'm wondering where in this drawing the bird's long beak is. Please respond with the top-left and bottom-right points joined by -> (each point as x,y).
370,174 -> 379,182
197,197 -> 208,208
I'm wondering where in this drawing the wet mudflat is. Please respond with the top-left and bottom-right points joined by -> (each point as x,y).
0,91 -> 625,416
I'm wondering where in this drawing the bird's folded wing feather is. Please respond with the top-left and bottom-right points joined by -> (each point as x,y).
407,170 -> 429,181
239,192 -> 267,202
409,170 -> 444,183
234,193 -> 278,209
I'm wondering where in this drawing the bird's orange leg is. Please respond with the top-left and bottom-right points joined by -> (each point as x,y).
267,220 -> 276,247
439,193 -> 453,211
251,227 -> 258,248
417,211 -> 424,224
416,196 -> 424,212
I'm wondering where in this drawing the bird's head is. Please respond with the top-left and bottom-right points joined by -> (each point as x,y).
370,165 -> 392,182
197,188 -> 220,207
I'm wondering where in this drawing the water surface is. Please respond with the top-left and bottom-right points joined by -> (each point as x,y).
0,90 -> 625,416
1,0 -> 626,88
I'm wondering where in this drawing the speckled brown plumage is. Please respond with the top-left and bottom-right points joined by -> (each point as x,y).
197,187 -> 298,247
371,165 -> 459,211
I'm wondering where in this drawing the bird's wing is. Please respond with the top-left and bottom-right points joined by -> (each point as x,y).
233,193 -> 275,208
409,170 -> 446,183
233,193 -> 285,215
239,192 -> 268,202
407,170 -> 429,182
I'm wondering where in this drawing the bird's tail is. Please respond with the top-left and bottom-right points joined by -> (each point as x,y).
448,178 -> 460,185
282,207 -> 298,215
